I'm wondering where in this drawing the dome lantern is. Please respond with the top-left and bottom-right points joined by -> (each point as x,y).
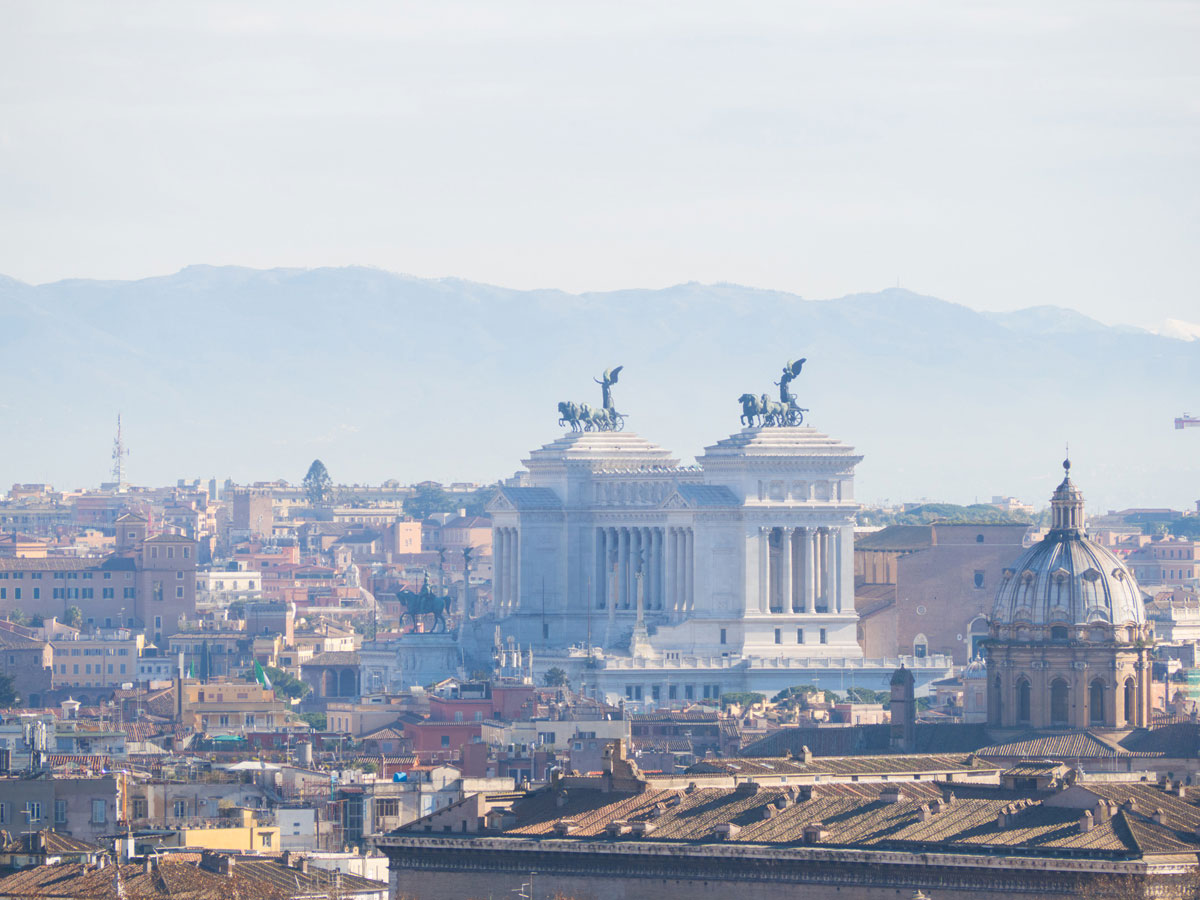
1049,457 -> 1085,535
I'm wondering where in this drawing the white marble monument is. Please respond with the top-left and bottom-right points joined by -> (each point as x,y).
488,423 -> 950,701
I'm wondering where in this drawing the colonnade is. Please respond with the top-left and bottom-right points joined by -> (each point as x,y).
595,526 -> 693,614
757,525 -> 843,615
493,527 -> 520,613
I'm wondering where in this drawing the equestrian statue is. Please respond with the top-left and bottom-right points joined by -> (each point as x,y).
396,576 -> 450,633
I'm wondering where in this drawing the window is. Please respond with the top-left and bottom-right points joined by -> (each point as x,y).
0,802 -> 7,824
1017,677 -> 1032,724
103,588 -> 114,598
13,588 -> 19,600
376,799 -> 399,818
973,571 -> 985,589
259,832 -> 271,847
976,534 -> 984,543
32,588 -> 39,600
173,799 -> 188,818
1051,625 -> 1069,641
1090,678 -> 1106,725
92,799 -> 107,824
55,799 -> 68,824
440,735 -> 450,747
797,628 -> 804,644
819,628 -> 827,645
124,587 -> 135,599
719,628 -> 727,645
774,628 -> 781,644
25,802 -> 42,822
176,587 -> 184,598
913,633 -> 928,658
1051,679 -> 1070,725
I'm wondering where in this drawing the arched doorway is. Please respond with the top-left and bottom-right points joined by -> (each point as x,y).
1089,678 -> 1106,725
1124,677 -> 1136,726
1050,678 -> 1070,726
1017,677 -> 1031,724
339,669 -> 357,697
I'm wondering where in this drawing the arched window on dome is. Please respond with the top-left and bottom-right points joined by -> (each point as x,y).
1051,678 -> 1070,726
1017,677 -> 1031,725
1124,677 -> 1136,726
1089,678 -> 1106,725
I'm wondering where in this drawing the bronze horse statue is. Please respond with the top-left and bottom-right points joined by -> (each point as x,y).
396,580 -> 450,633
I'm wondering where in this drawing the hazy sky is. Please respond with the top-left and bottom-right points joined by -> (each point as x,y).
2,2 -> 1198,327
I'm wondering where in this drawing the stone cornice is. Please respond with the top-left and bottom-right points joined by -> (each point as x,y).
376,834 -> 1178,875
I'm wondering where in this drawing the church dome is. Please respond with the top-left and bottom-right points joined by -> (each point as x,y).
991,460 -> 1146,637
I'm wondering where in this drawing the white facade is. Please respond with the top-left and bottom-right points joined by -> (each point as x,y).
489,427 -> 864,660
195,568 -> 262,610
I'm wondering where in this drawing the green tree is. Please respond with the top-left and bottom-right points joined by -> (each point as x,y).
772,684 -> 837,707
0,674 -> 17,707
845,687 -> 890,706
29,614 -> 44,627
268,666 -> 310,700
303,459 -> 333,507
403,483 -> 457,520
65,605 -> 83,629
296,711 -> 326,730
6,608 -> 27,626
246,666 -> 311,700
543,667 -> 569,688
720,692 -> 765,709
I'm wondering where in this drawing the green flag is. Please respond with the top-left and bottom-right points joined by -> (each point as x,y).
254,661 -> 273,690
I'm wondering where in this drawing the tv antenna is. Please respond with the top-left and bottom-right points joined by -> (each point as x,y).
112,414 -> 130,488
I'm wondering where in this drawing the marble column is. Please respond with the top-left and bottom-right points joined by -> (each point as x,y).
758,527 -> 770,614
818,528 -> 829,611
804,527 -> 816,614
664,528 -> 676,614
618,528 -> 630,609
510,528 -> 520,612
684,528 -> 694,613
657,528 -> 667,614
791,529 -> 803,613
777,528 -> 787,614
493,530 -> 503,611
595,528 -> 606,609
829,528 -> 840,614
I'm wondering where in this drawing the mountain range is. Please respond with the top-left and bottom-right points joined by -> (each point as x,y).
2,266 -> 1198,512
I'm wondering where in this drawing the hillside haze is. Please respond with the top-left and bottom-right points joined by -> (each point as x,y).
2,266 -> 1197,511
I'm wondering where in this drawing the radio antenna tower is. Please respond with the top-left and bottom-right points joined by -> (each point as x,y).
112,414 -> 130,490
